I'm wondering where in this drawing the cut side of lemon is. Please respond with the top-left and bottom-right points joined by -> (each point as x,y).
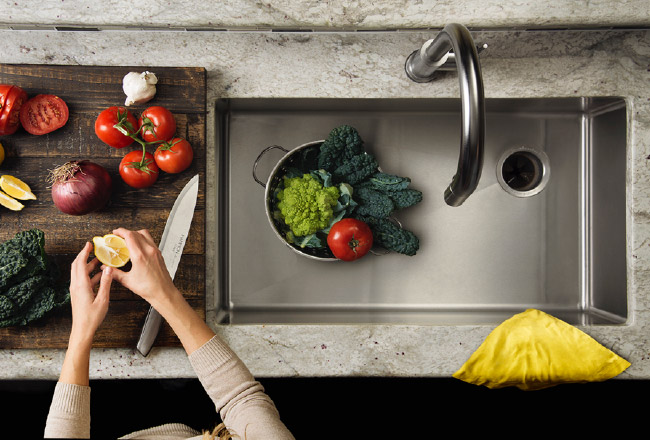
0,175 -> 36,200
93,234 -> 130,268
0,189 -> 24,211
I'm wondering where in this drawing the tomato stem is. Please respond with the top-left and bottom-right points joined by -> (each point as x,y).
349,233 -> 360,255
112,111 -> 164,167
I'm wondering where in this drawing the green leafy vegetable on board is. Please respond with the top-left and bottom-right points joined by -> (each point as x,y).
0,229 -> 69,327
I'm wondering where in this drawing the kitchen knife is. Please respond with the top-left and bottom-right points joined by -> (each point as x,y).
136,174 -> 199,356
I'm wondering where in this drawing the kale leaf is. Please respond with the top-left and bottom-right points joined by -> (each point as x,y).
0,229 -> 69,327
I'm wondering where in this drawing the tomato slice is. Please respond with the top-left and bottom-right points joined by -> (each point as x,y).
0,84 -> 28,135
19,94 -> 69,135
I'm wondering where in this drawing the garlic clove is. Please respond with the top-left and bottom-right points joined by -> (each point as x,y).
123,71 -> 158,106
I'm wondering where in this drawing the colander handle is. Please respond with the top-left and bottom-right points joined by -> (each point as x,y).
253,145 -> 289,188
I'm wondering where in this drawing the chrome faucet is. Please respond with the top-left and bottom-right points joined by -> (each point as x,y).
405,23 -> 486,207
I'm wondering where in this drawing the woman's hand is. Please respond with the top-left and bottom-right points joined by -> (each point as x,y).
108,228 -> 181,308
69,241 -> 113,345
109,227 -> 214,355
59,241 -> 112,386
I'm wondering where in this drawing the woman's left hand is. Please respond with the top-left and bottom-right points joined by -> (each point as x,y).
69,241 -> 113,345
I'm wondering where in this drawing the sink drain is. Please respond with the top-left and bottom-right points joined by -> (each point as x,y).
497,147 -> 550,197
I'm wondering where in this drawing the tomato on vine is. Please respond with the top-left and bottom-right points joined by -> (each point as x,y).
95,106 -> 137,149
154,137 -> 193,174
119,150 -> 159,188
139,106 -> 176,142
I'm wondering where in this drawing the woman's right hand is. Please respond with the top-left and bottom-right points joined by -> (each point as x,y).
108,228 -> 181,307
109,227 -> 215,355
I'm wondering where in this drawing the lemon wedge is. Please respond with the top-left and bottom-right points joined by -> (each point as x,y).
0,175 -> 36,200
0,189 -> 24,211
93,234 -> 130,268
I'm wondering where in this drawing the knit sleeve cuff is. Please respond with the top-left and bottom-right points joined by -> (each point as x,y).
44,382 -> 91,438
188,334 -> 238,376
50,382 -> 91,417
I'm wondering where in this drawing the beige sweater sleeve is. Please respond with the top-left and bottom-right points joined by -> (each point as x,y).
188,335 -> 295,440
44,382 -> 91,439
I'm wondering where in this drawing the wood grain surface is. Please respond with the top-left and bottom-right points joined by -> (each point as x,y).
0,65 -> 206,348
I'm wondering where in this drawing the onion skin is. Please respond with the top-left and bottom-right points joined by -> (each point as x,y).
50,161 -> 112,215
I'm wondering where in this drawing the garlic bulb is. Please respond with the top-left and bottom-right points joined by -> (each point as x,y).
122,71 -> 158,106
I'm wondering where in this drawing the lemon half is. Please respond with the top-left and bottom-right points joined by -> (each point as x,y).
0,175 -> 36,200
93,234 -> 130,268
0,189 -> 24,211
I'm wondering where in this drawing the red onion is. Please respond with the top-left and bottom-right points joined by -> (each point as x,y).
48,160 -> 112,215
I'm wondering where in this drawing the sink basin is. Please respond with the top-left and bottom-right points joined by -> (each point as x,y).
214,97 -> 627,325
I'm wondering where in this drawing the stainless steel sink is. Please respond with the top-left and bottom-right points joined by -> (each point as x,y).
214,97 -> 627,325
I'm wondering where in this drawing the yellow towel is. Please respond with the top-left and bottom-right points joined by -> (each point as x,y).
453,309 -> 630,390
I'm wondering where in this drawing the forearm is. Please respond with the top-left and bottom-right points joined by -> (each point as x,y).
59,331 -> 93,386
151,287 -> 215,355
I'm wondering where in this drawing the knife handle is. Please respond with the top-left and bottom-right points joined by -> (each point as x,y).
136,306 -> 163,356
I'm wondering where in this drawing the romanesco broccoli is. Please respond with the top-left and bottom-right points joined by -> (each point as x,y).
277,174 -> 340,237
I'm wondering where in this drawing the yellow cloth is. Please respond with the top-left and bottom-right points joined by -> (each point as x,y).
453,309 -> 631,390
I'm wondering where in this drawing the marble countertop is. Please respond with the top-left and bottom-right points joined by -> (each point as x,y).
2,0 -> 650,30
1,26 -> 649,380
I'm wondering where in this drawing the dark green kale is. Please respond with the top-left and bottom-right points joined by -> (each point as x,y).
388,188 -> 423,210
354,186 -> 394,219
0,274 -> 46,320
332,153 -> 378,185
361,172 -> 412,191
0,229 -> 47,289
0,229 -> 69,328
357,172 -> 423,212
355,215 -> 420,257
318,125 -> 364,172
0,250 -> 29,291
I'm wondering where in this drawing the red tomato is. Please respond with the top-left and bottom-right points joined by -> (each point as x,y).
119,150 -> 159,188
95,106 -> 137,149
19,94 -> 69,135
154,137 -> 194,174
0,84 -> 28,135
327,218 -> 373,261
139,106 -> 176,143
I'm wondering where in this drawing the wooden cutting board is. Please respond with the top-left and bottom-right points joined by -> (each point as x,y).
0,65 -> 206,349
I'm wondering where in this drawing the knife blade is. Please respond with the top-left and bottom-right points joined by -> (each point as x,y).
136,174 -> 199,356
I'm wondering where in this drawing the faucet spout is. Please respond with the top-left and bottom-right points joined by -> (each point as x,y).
405,23 -> 485,207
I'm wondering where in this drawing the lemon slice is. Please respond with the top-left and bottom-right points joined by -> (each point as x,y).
0,175 -> 36,200
0,189 -> 24,211
93,234 -> 130,268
